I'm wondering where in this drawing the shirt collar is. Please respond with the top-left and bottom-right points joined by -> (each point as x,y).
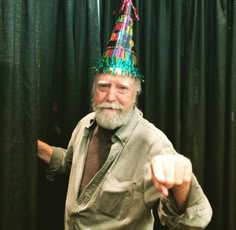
114,107 -> 142,146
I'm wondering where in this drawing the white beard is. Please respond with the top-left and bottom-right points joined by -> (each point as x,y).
94,102 -> 134,130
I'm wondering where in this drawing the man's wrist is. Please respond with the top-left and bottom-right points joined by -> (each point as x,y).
172,181 -> 191,212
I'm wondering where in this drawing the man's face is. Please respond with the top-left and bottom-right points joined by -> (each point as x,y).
92,73 -> 137,129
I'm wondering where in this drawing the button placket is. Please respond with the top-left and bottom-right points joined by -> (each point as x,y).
77,143 -> 122,209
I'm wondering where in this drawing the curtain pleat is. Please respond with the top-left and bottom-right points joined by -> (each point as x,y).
0,0 -> 40,229
37,1 -> 100,229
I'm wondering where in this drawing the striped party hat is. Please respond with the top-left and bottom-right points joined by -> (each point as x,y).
94,0 -> 143,80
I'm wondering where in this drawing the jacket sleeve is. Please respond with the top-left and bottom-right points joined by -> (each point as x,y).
45,113 -> 94,181
158,174 -> 213,230
46,145 -> 73,181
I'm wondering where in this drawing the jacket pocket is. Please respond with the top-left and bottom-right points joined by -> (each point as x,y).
94,172 -> 134,221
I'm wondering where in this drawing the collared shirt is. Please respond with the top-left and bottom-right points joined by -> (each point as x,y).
47,107 -> 212,230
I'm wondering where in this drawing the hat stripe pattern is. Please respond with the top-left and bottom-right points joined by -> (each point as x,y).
94,0 -> 143,80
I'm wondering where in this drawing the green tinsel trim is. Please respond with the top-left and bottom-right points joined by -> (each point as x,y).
93,57 -> 144,81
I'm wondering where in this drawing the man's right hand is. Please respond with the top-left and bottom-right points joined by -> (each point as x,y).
37,140 -> 53,164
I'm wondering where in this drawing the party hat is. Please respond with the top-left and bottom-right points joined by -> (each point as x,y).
94,0 -> 143,80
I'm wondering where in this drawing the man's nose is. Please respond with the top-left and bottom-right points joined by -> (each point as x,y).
106,87 -> 117,102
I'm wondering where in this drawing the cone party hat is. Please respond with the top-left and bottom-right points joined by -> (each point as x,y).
94,0 -> 143,80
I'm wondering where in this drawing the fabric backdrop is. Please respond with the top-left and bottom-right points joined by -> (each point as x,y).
0,0 -> 40,229
0,0 -> 235,229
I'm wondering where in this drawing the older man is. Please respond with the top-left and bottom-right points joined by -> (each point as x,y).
38,73 -> 212,229
38,0 -> 212,229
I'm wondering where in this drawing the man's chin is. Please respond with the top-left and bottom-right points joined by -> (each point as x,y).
98,110 -> 121,122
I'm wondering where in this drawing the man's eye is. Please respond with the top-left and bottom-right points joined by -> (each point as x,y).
118,86 -> 129,93
98,85 -> 109,92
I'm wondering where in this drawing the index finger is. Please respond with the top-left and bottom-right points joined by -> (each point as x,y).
151,157 -> 166,183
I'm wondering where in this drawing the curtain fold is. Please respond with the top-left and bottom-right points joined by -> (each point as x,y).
0,0 -> 100,229
135,0 -> 209,180
37,0 -> 100,229
0,0 -> 40,229
127,1 -> 235,229
204,0 -> 236,229
39,0 -> 100,146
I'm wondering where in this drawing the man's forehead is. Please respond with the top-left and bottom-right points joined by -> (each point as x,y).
96,74 -> 134,84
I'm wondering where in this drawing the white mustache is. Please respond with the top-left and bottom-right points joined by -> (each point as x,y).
96,102 -> 125,110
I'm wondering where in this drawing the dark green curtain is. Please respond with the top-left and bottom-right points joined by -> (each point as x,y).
0,0 -> 100,230
0,0 -> 39,229
38,1 -> 100,230
98,1 -> 236,229
0,0 -> 235,230
131,1 -> 236,229
136,1 -> 235,229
